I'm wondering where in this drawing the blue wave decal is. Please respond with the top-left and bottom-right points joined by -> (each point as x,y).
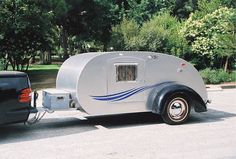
91,86 -> 145,101
91,82 -> 173,102
111,86 -> 148,101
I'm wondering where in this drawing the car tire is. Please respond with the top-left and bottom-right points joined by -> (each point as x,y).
162,93 -> 191,125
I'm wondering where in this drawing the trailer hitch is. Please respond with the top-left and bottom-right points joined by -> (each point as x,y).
33,91 -> 38,108
25,91 -> 54,125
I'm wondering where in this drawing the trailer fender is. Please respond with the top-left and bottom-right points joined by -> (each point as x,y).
147,83 -> 207,114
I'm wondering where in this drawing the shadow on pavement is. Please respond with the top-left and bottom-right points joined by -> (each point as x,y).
86,108 -> 236,128
187,108 -> 236,124
0,108 -> 235,144
86,112 -> 163,129
0,117 -> 97,145
0,112 -> 162,145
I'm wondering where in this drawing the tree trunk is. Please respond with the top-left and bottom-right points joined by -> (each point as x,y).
3,60 -> 9,70
25,60 -> 30,71
103,42 -> 108,52
224,56 -> 229,72
30,56 -> 36,64
8,57 -> 15,70
62,29 -> 69,60
40,51 -> 51,64
20,58 -> 31,71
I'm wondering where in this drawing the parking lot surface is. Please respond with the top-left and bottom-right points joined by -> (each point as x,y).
0,89 -> 236,159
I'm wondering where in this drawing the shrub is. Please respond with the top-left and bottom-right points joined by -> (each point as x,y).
230,72 -> 236,82
0,58 -> 4,71
109,13 -> 190,56
200,68 -> 232,84
109,19 -> 140,51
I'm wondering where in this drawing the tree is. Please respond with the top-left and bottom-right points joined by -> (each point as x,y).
0,0 -> 55,70
138,12 -> 189,56
125,0 -> 175,25
38,0 -> 68,63
172,0 -> 198,19
58,0 -> 119,56
182,7 -> 236,71
109,18 -> 140,50
110,13 -> 189,56
215,28 -> 236,71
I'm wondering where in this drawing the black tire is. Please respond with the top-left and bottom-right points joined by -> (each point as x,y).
162,93 -> 191,125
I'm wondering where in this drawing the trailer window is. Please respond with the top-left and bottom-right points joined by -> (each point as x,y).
116,65 -> 137,82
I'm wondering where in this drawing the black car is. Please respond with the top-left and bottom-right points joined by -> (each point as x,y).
0,71 -> 37,125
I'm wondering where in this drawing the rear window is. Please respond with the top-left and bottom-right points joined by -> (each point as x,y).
0,77 -> 29,91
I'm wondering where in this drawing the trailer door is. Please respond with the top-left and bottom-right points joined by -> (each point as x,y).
107,56 -> 145,103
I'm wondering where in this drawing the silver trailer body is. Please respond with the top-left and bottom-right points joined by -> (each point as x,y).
56,52 -> 207,116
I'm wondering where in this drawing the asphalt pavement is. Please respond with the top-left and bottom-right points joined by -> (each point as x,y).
0,89 -> 236,159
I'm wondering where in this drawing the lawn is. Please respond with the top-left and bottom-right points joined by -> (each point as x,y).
26,64 -> 61,90
27,64 -> 61,71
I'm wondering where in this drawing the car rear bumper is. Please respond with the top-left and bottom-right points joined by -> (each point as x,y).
0,106 -> 38,126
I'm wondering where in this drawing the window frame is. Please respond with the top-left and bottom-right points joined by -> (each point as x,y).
115,63 -> 138,82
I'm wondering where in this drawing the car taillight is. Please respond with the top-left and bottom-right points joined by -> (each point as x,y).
19,88 -> 32,103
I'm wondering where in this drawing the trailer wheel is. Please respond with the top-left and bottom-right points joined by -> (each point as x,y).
162,93 -> 190,125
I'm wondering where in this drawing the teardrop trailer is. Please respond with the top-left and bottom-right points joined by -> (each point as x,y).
41,51 -> 208,125
0,51 -> 209,125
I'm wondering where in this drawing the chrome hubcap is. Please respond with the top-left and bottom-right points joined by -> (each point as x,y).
168,97 -> 188,122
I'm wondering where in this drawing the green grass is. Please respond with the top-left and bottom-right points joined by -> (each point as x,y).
0,63 -> 61,89
26,64 -> 61,90
1,64 -> 61,71
28,64 -> 61,71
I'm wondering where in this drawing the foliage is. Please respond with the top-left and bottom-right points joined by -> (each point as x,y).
230,71 -> 236,82
110,13 -> 189,57
115,0 -> 199,21
0,0 -> 120,68
109,19 -> 140,50
125,0 -> 175,25
138,12 -> 189,56
0,0 -> 55,70
0,58 -> 4,70
182,7 -> 236,70
194,0 -> 222,18
194,0 -> 236,18
61,0 -> 119,47
0,0 -> 235,74
200,68 -> 233,84
172,0 -> 198,19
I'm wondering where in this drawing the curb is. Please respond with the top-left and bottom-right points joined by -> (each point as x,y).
220,83 -> 236,89
206,85 -> 223,92
206,83 -> 236,92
